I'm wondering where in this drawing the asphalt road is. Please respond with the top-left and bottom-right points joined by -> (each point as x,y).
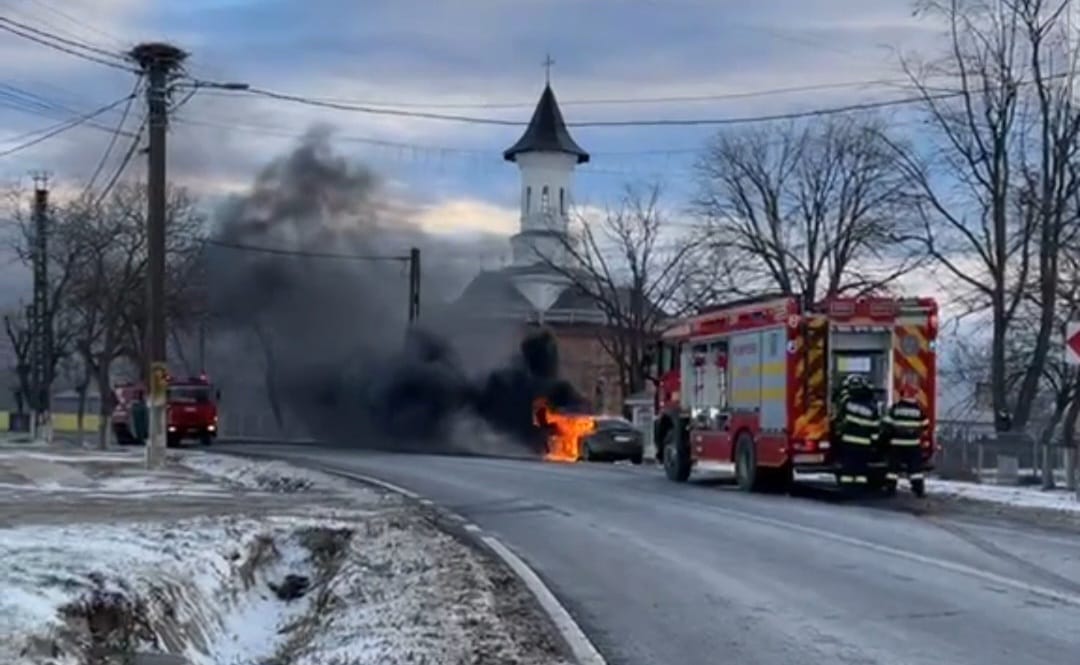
223,444 -> 1080,665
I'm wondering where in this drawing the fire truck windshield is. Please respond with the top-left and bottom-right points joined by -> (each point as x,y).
167,386 -> 212,404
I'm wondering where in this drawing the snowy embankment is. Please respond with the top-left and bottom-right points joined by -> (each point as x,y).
798,469 -> 1079,519
0,449 -> 568,665
925,478 -> 1080,515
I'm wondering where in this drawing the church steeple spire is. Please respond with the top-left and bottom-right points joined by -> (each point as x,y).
503,79 -> 589,164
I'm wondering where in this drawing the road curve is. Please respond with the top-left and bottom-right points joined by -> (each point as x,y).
223,444 -> 1080,665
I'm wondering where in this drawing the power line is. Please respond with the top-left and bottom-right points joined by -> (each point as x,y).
0,94 -> 135,158
84,76 -> 142,196
0,15 -> 125,60
0,18 -> 136,72
0,81 -> 137,137
17,0 -> 128,49
202,237 -> 411,261
194,77 -> 922,110
93,117 -> 145,206
211,83 -> 960,128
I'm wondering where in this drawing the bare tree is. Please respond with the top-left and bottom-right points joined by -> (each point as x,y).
114,185 -> 206,372
60,182 -> 206,448
894,0 -> 1080,430
2,185 -> 85,411
693,114 -> 919,308
538,183 -> 700,400
3,305 -> 32,414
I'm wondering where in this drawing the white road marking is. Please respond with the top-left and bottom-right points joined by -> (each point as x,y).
482,535 -> 607,665
325,469 -> 421,500
711,504 -> 1080,607
317,463 -> 608,664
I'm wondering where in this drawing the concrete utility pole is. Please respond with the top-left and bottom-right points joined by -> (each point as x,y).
29,173 -> 52,444
130,42 -> 187,469
407,247 -> 421,324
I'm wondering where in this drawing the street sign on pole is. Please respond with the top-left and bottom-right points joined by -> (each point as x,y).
1066,322 -> 1080,365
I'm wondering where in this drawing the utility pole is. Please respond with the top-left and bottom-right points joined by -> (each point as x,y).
198,317 -> 206,373
29,173 -> 51,444
407,247 -> 421,324
130,42 -> 186,469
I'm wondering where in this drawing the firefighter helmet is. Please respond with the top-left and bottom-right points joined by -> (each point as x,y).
842,373 -> 868,390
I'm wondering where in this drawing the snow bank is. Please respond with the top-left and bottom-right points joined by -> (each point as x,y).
177,451 -> 376,496
2,453 -> 570,665
927,479 -> 1080,514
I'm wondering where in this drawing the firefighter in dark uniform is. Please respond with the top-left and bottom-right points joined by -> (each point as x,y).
832,373 -> 882,485
882,385 -> 929,497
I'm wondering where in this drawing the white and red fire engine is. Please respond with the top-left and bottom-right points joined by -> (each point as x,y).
652,294 -> 938,491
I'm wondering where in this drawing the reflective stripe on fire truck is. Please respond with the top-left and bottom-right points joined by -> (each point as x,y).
893,324 -> 933,412
792,316 -> 829,440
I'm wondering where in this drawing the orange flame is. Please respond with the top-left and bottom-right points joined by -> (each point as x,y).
533,398 -> 596,463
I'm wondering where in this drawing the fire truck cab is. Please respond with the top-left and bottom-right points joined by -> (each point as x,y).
653,294 -> 938,492
166,374 -> 220,446
110,374 -> 220,447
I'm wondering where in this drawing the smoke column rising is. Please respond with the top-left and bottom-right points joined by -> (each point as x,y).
204,128 -> 583,455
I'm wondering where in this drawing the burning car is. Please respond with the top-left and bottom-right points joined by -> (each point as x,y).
534,400 -> 644,464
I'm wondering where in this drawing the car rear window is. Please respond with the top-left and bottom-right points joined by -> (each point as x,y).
595,417 -> 634,430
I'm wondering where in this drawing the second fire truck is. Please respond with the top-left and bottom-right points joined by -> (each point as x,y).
653,294 -> 938,492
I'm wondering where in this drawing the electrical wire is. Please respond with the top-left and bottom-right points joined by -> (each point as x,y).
0,18 -> 135,72
18,0 -> 128,49
191,77 -> 928,110
0,15 -> 125,60
0,94 -> 135,158
83,76 -> 142,196
0,81 -> 137,136
211,83 -> 962,128
93,117 -> 144,206
202,238 -> 410,262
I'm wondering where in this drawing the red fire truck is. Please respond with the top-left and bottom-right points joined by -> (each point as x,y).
166,374 -> 220,446
111,374 -> 220,447
653,294 -> 938,492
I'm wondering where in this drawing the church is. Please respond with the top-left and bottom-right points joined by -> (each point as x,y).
454,79 -> 623,413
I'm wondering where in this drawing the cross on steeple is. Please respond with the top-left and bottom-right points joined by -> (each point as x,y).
543,54 -> 555,85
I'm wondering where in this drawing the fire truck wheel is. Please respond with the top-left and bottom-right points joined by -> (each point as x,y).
663,429 -> 691,482
735,432 -> 759,492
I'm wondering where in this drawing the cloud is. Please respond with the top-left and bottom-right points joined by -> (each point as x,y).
412,198 -> 518,236
0,0 -> 969,306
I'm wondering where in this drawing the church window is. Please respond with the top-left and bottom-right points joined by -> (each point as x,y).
541,185 -> 550,212
525,186 -> 531,212
559,188 -> 565,214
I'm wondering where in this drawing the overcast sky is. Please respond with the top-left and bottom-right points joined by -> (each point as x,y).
0,0 -> 953,300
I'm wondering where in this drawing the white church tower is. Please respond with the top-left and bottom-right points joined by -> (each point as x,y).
502,76 -> 589,311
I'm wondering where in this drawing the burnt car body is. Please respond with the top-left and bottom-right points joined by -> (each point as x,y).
580,416 -> 644,464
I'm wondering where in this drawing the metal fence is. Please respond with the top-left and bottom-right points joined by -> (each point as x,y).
935,419 -> 1075,485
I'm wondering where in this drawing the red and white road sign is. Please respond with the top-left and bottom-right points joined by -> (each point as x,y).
1067,322 -> 1080,365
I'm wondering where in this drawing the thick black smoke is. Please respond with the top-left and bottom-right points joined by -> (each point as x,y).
205,128 -> 584,455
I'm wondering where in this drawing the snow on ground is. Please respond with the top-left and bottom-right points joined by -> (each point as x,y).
178,451 -> 373,496
798,470 -> 1079,515
1,449 -> 569,665
0,447 -> 229,498
926,479 -> 1080,514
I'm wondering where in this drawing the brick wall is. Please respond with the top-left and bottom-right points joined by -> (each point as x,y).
548,327 -> 623,415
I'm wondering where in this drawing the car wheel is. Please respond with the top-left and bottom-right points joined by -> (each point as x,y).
630,452 -> 643,465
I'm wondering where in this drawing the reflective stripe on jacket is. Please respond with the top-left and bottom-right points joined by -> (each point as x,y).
883,399 -> 927,446
837,393 -> 881,446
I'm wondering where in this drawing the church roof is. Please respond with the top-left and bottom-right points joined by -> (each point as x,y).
455,270 -> 536,312
503,84 -> 590,164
